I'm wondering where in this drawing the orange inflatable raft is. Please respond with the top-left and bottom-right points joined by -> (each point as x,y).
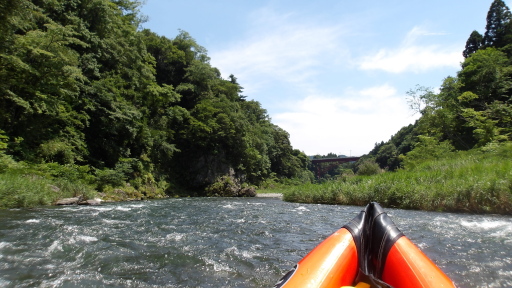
274,202 -> 455,288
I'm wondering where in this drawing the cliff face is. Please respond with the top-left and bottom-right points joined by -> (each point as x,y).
190,152 -> 235,187
170,149 -> 243,191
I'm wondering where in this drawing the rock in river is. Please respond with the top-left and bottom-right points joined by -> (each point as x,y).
55,197 -> 81,205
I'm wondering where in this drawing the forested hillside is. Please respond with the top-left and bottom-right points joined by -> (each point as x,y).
281,0 -> 512,214
365,0 -> 512,171
0,0 -> 310,207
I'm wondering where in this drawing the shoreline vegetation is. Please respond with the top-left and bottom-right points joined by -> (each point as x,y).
1,1 -> 512,213
259,143 -> 512,215
0,0 -> 312,209
1,142 -> 511,214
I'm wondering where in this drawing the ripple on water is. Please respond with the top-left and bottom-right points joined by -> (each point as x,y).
25,219 -> 40,223
460,219 -> 512,231
224,245 -> 260,259
202,256 -> 233,273
74,235 -> 98,243
0,198 -> 511,288
166,232 -> 186,241
0,242 -> 10,249
47,240 -> 62,253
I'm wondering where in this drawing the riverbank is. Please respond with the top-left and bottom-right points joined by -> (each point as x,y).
0,166 -> 167,209
282,144 -> 512,214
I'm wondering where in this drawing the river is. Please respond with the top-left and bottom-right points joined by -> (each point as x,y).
0,197 -> 511,287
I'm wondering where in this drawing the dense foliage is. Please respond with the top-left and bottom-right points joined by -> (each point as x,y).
0,0 -> 309,207
367,0 -> 512,172
284,144 -> 512,214
276,0 -> 512,214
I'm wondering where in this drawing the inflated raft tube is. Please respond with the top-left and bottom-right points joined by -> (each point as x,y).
274,202 -> 455,288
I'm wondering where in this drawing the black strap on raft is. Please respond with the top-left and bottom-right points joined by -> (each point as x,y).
343,202 -> 404,288
273,264 -> 297,288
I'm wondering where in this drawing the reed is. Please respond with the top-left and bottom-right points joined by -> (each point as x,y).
0,171 -> 96,209
284,144 -> 512,214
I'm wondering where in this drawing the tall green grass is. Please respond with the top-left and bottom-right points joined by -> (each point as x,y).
284,144 -> 512,214
0,171 -> 96,209
0,157 -> 169,208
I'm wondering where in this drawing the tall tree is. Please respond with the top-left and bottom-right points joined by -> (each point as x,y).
483,0 -> 512,48
458,48 -> 511,107
463,30 -> 483,58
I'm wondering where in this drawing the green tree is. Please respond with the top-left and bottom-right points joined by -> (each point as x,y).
356,159 -> 381,176
458,48 -> 511,107
401,136 -> 454,170
0,2 -> 88,163
375,143 -> 400,170
483,0 -> 512,49
0,0 -> 311,198
463,30 -> 483,58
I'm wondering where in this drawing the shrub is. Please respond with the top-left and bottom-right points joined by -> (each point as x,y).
356,159 -> 382,176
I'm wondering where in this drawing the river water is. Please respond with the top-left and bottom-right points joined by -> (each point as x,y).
0,197 -> 511,288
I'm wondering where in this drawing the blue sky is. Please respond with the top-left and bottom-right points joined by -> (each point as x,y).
140,0 -> 509,156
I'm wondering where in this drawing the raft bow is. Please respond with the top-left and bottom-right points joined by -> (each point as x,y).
274,202 -> 455,288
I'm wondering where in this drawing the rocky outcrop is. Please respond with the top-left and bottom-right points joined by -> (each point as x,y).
205,175 -> 256,197
55,196 -> 102,206
55,197 -> 82,205
78,199 -> 102,205
240,186 -> 256,197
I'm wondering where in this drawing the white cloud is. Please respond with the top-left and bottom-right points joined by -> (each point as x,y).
210,8 -> 348,93
273,85 -> 419,156
208,14 -> 447,156
359,26 -> 463,73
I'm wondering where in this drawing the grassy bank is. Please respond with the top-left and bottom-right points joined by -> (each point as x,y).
0,159 -> 168,208
284,144 -> 512,214
0,171 -> 96,208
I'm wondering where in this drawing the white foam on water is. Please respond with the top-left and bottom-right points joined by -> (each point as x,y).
498,269 -> 512,279
416,242 -> 428,250
25,219 -> 40,223
75,235 -> 98,243
241,249 -> 259,259
125,203 -> 144,208
491,226 -> 512,238
89,206 -> 115,212
233,219 -> 245,223
225,246 -> 261,259
49,219 -> 64,225
203,257 -> 232,272
295,206 -> 310,212
101,219 -> 129,224
460,219 -> 512,237
43,263 -> 57,269
166,233 -> 186,241
0,242 -> 10,249
115,206 -> 132,211
39,274 -> 74,288
48,240 -> 63,253
222,204 -> 235,209
460,220 -> 512,230
57,206 -> 79,211
469,264 -> 482,273
488,260 -> 506,268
